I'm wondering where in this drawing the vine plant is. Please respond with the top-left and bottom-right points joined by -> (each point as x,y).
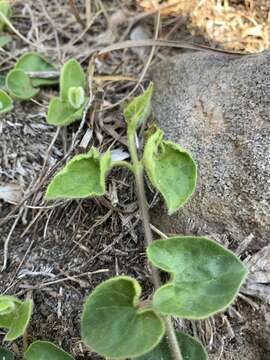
45,81 -> 247,359
0,58 -> 247,359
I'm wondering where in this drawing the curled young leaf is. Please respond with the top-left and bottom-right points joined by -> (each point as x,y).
147,236 -> 247,319
6,69 -> 39,100
0,347 -> 14,360
25,341 -> 74,360
47,97 -> 88,126
68,86 -> 85,109
143,128 -> 197,214
0,89 -> 13,113
46,59 -> 88,126
81,276 -> 165,359
45,148 -> 111,200
60,59 -> 86,101
0,296 -> 33,341
137,331 -> 208,360
15,52 -> 58,87
124,82 -> 153,134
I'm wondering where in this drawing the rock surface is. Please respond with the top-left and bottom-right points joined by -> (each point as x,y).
151,50 -> 270,250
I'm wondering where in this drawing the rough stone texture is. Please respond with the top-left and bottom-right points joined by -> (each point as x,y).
151,50 -> 270,250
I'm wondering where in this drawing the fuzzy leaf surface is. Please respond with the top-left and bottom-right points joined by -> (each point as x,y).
60,59 -> 86,101
0,89 -> 13,113
6,69 -> 39,100
47,97 -> 87,126
25,341 -> 74,360
68,86 -> 85,109
15,52 -> 57,87
46,148 -> 111,200
81,276 -> 165,359
143,129 -> 197,214
0,296 -> 32,341
4,300 -> 33,341
148,236 -> 247,319
137,331 -> 207,360
0,347 -> 14,360
124,83 -> 153,133
0,296 -> 21,329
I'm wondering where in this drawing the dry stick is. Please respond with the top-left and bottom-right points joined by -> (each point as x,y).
85,0 -> 92,26
99,11 -> 161,113
68,0 -> 85,28
0,10 -> 101,51
99,39 -> 245,56
128,133 -> 183,360
2,207 -> 24,272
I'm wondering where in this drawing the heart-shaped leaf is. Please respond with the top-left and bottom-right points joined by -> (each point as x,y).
0,347 -> 14,360
124,82 -> 153,134
81,276 -> 165,359
6,69 -> 39,100
137,331 -> 208,360
0,0 -> 11,31
45,147 -> 111,200
47,97 -> 87,126
25,341 -> 74,360
0,34 -> 11,48
68,86 -> 85,109
143,128 -> 197,214
0,89 -> 13,113
0,296 -> 33,341
15,52 -> 58,87
60,59 -> 86,101
148,236 -> 247,319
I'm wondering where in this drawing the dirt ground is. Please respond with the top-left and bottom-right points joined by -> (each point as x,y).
0,1 -> 269,359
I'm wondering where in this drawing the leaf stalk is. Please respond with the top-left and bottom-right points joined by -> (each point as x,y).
128,131 -> 183,360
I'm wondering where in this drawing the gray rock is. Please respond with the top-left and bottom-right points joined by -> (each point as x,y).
150,50 -> 270,249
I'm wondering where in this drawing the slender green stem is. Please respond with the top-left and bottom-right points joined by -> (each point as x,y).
128,130 -> 183,360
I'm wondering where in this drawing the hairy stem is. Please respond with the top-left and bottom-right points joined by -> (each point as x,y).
128,131 -> 183,360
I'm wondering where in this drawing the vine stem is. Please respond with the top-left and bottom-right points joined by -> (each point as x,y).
128,131 -> 183,360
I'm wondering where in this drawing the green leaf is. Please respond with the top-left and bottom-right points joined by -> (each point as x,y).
68,86 -> 85,109
143,128 -> 197,214
47,97 -> 87,126
60,59 -> 86,101
6,69 -> 39,100
147,236 -> 247,319
25,341 -> 74,360
0,89 -> 13,113
4,300 -> 33,341
137,331 -> 208,360
0,296 -> 32,341
15,52 -> 58,87
0,296 -> 17,315
45,147 -> 111,200
0,75 -> 5,88
0,1 -> 11,31
0,34 -> 11,48
0,347 -> 14,360
0,296 -> 21,327
82,276 -> 165,359
124,82 -> 153,134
